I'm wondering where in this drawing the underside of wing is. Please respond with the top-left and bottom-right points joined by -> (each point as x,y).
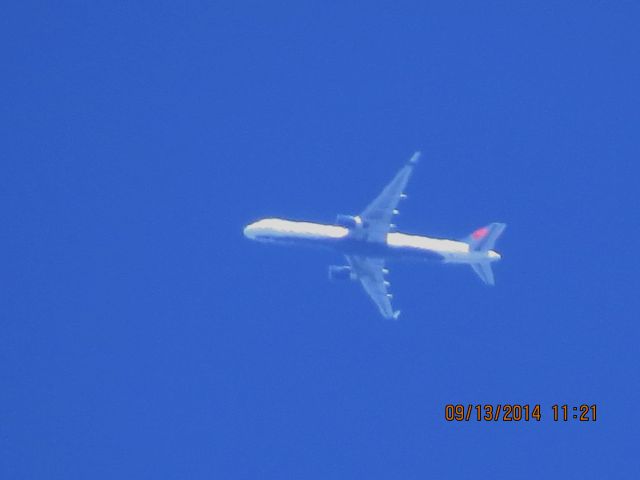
357,152 -> 420,243
347,255 -> 400,320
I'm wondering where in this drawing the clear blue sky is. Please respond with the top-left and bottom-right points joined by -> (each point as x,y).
3,2 -> 639,478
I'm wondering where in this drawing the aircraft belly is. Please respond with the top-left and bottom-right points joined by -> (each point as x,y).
261,233 -> 448,262
384,243 -> 444,261
337,238 -> 443,261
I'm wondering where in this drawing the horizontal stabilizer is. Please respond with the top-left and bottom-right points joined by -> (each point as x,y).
470,262 -> 495,286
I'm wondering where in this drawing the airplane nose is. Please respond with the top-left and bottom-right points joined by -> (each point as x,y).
243,224 -> 257,239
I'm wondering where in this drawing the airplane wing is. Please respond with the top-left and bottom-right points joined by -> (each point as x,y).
346,255 -> 400,320
357,151 -> 421,243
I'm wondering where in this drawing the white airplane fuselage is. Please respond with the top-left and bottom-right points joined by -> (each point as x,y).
243,218 -> 501,264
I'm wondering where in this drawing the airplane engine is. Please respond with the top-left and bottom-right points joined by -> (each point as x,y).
328,265 -> 356,281
335,214 -> 363,229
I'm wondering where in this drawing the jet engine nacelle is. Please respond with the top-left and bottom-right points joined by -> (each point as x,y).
328,265 -> 356,281
335,214 -> 364,229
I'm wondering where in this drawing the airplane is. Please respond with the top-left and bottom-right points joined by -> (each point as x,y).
243,152 -> 506,320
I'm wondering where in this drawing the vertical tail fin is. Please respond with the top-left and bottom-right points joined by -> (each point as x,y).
464,223 -> 506,286
464,223 -> 506,252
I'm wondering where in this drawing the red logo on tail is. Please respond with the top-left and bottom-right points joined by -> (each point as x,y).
471,227 -> 489,240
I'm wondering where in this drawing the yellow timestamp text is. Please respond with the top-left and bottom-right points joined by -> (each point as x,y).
444,404 -> 597,422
